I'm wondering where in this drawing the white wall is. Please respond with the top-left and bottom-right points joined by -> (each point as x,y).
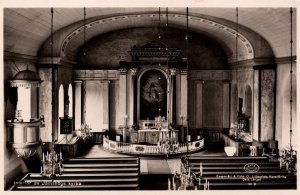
276,62 -> 297,149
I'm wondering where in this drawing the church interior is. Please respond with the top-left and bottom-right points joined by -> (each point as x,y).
2,6 -> 298,191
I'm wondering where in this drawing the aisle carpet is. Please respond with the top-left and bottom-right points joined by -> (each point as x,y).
147,160 -> 171,174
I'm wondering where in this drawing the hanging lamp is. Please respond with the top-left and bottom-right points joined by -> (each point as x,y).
40,8 -> 63,178
278,7 -> 297,175
172,8 -> 204,191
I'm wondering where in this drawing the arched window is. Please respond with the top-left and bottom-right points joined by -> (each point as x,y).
58,84 -> 64,140
59,85 -> 64,118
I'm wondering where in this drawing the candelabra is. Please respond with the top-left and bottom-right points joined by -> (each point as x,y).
41,151 -> 63,178
279,147 -> 297,174
171,156 -> 208,190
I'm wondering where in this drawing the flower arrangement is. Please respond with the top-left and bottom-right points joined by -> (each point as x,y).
76,123 -> 93,140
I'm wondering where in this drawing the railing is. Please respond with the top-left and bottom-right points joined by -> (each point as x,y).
103,136 -> 204,156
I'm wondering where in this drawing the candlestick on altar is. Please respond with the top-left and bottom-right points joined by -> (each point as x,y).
60,152 -> 62,159
168,178 -> 171,190
42,153 -> 45,162
208,181 -> 210,190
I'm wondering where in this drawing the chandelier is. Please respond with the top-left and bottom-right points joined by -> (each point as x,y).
172,157 -> 209,190
41,151 -> 63,178
40,8 -> 63,178
278,8 -> 297,175
169,8 -> 204,190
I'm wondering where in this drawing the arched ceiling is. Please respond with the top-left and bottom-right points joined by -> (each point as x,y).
4,8 -> 296,65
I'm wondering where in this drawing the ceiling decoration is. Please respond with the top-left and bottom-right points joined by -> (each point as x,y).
4,8 -> 295,65
60,13 -> 254,62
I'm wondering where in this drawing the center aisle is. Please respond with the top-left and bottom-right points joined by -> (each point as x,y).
77,144 -> 226,175
75,144 -> 227,190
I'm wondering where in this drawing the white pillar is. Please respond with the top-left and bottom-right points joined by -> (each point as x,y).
180,69 -> 188,126
102,80 -> 110,130
74,80 -> 82,130
170,68 -> 177,125
82,81 -> 87,126
119,69 -> 127,127
129,68 -> 137,127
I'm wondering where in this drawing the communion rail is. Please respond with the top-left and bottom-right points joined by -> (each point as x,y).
103,136 -> 205,156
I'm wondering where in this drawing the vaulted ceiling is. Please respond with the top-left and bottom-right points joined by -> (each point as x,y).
4,8 -> 296,65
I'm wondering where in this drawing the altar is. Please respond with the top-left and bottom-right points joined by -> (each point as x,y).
129,129 -> 178,145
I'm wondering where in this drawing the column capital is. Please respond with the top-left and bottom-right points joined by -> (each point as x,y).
180,69 -> 188,75
169,68 -> 177,76
73,80 -> 83,84
119,68 -> 127,75
130,68 -> 138,76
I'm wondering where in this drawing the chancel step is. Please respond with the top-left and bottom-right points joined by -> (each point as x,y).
63,167 -> 139,172
191,166 -> 281,171
11,157 -> 140,191
190,162 -> 280,167
63,163 -> 139,167
15,184 -> 139,190
189,156 -> 270,163
24,178 -> 139,183
201,182 -> 296,190
188,156 -> 296,190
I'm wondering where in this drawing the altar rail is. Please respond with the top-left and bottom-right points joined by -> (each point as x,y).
103,136 -> 204,156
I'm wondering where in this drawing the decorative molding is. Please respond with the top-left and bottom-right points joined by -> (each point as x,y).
119,68 -> 127,75
74,70 -> 119,80
253,64 -> 277,70
189,70 -> 231,80
60,13 -> 254,60
228,58 -> 275,68
4,51 -> 38,63
169,68 -> 177,76
73,80 -> 83,84
38,57 -> 61,65
275,56 -> 297,64
180,69 -> 188,75
37,57 -> 75,69
130,68 -> 138,76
